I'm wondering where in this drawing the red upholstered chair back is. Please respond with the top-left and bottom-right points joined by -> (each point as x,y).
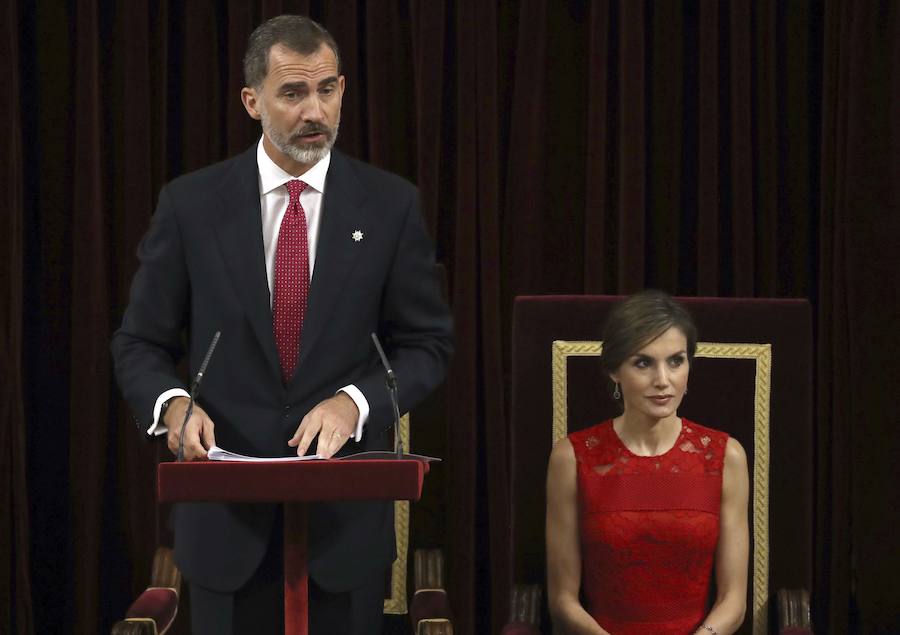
510,296 -> 813,635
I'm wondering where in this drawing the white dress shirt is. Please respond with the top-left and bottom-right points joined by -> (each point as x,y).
148,138 -> 370,443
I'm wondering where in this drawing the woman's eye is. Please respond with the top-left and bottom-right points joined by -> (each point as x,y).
669,355 -> 685,367
634,359 -> 649,369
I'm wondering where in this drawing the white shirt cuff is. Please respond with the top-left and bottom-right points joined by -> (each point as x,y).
148,388 -> 191,437
338,385 -> 369,442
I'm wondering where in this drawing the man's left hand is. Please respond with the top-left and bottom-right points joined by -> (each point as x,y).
289,393 -> 359,459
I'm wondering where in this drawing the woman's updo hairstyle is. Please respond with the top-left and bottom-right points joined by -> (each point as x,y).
599,290 -> 698,377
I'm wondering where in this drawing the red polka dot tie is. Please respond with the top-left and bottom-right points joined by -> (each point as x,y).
273,179 -> 309,383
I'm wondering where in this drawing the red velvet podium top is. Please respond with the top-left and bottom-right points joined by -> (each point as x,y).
158,458 -> 427,503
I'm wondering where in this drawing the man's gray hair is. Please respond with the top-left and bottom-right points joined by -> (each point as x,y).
243,15 -> 341,89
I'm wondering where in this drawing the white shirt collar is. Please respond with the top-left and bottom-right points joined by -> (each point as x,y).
256,136 -> 331,195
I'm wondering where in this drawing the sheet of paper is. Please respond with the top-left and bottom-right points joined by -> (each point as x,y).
207,446 -> 322,462
339,451 -> 441,462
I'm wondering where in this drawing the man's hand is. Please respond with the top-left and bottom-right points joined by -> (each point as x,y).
289,393 -> 359,459
164,397 -> 216,460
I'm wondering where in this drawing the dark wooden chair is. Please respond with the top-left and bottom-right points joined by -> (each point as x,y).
510,295 -> 814,635
409,548 -> 453,634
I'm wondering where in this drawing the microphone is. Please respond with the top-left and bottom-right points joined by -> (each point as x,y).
177,331 -> 221,462
370,332 -> 403,458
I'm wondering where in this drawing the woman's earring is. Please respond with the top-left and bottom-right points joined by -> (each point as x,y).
613,383 -> 621,400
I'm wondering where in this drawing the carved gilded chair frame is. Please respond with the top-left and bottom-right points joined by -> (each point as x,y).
384,413 -> 412,614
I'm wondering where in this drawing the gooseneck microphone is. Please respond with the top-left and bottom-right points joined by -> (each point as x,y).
177,331 -> 221,462
370,332 -> 404,458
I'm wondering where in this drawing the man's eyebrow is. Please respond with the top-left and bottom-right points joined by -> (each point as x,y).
278,81 -> 310,92
277,76 -> 338,92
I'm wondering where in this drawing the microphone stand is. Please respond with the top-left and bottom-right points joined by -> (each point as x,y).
177,331 -> 221,462
371,333 -> 404,459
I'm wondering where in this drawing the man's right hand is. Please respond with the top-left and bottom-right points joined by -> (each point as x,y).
164,397 -> 216,460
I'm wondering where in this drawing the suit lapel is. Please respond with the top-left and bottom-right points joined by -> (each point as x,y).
212,146 -> 283,385
294,151 -> 368,378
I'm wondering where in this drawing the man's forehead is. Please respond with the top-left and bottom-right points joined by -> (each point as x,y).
266,43 -> 339,81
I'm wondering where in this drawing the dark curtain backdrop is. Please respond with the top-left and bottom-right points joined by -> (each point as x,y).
3,1 -> 898,634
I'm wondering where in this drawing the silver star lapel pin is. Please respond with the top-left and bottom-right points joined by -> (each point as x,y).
352,230 -> 364,242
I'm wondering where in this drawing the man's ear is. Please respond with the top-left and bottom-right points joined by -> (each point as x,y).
241,87 -> 262,121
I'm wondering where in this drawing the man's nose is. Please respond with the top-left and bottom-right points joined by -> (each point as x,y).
302,95 -> 326,122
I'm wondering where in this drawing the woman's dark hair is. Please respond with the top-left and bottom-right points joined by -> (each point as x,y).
243,15 -> 341,89
599,290 -> 698,377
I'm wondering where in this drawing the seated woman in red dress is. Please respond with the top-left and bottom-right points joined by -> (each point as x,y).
546,290 -> 750,635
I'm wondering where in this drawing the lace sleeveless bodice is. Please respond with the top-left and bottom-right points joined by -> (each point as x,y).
569,419 -> 728,634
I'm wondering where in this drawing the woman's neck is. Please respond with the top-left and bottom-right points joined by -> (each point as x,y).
613,412 -> 682,456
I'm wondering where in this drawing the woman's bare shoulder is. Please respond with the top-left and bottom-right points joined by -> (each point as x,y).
549,436 -> 575,466
724,436 -> 748,468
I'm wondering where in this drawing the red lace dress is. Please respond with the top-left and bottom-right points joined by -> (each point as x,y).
569,418 -> 728,634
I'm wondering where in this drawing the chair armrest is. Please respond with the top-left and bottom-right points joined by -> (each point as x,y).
125,587 -> 179,635
410,589 -> 453,628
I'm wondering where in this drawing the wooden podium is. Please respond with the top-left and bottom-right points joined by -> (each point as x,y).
158,458 -> 429,635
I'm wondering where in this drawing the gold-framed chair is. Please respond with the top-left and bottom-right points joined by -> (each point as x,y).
510,295 -> 814,635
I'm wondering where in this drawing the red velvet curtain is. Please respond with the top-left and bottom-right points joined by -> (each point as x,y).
818,2 -> 900,632
2,1 -> 898,633
2,2 -> 33,633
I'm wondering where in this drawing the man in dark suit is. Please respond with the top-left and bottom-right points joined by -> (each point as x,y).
112,15 -> 453,635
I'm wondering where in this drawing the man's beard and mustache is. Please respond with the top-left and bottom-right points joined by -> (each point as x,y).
262,114 -> 339,166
